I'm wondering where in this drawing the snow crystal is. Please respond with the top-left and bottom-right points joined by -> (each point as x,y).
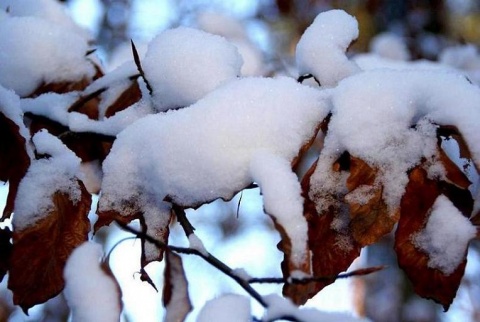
13,130 -> 82,231
369,32 -> 410,61
263,294 -> 369,322
0,16 -> 95,97
414,195 -> 476,275
142,26 -> 243,111
250,151 -> 308,266
197,294 -> 250,322
64,242 -> 121,322
100,76 -> 329,268
0,0 -> 91,40
188,233 -> 208,256
296,10 -> 360,87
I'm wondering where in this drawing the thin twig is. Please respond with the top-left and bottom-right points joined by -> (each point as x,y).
249,265 -> 386,284
297,74 -> 321,87
173,205 -> 195,236
115,220 -> 268,308
131,40 -> 153,95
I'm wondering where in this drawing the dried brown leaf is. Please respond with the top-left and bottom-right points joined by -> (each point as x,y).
0,112 -> 31,219
394,166 -> 466,311
163,252 -> 192,322
105,81 -> 142,118
8,181 -> 91,312
0,227 -> 12,283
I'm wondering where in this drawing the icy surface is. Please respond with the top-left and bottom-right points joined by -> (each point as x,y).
100,76 -> 329,267
296,10 -> 360,87
13,130 -> 82,231
414,195 -> 476,275
0,16 -> 95,97
197,294 -> 250,322
64,242 -> 121,322
143,26 -> 243,111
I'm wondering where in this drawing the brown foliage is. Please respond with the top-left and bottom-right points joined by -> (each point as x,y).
163,252 -> 192,322
0,113 -> 31,219
8,182 -> 91,312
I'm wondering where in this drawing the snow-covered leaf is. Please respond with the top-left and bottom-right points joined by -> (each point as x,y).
8,183 -> 91,312
394,166 -> 474,311
163,252 -> 192,322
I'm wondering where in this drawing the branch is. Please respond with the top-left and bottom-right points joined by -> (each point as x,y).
115,220 -> 268,308
131,40 -> 153,95
249,265 -> 386,284
297,74 -> 321,87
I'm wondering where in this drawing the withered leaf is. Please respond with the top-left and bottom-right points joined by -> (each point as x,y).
163,252 -> 192,322
346,156 -> 399,246
8,181 -> 91,312
0,112 -> 31,219
394,166 -> 466,311
285,161 -> 361,305
104,80 -> 142,118
0,227 -> 12,283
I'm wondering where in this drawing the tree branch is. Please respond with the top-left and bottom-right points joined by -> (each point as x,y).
115,220 -> 268,308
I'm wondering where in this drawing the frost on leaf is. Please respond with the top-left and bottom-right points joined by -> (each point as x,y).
394,165 -> 474,311
163,252 -> 192,322
0,112 -> 30,219
8,183 -> 91,312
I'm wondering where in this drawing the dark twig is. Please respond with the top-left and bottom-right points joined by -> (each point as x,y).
236,191 -> 243,218
249,265 -> 386,284
131,40 -> 153,95
172,205 -> 195,236
116,220 -> 268,308
297,74 -> 321,87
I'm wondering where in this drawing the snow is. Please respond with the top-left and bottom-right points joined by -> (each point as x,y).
63,242 -> 121,322
0,16 -> 95,97
295,10 -> 360,87
263,294 -> 369,322
69,98 -> 154,136
0,85 -> 33,159
0,0 -> 92,40
250,151 -> 308,267
413,195 -> 476,275
369,32 -> 410,61
188,233 -> 208,256
310,69 -> 480,217
142,201 -> 172,263
12,130 -> 82,231
100,76 -> 329,269
142,26 -> 243,111
197,294 -> 250,322
21,92 -> 79,126
439,44 -> 480,85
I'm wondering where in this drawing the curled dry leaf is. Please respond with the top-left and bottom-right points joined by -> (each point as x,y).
104,80 -> 142,118
394,166 -> 467,311
284,161 -> 361,304
346,156 -> 399,246
163,252 -> 192,322
0,227 -> 12,283
0,112 -> 31,219
8,181 -> 91,312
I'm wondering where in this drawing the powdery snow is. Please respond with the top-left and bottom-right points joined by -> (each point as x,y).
13,130 -> 82,231
0,0 -> 91,40
21,92 -> 79,126
296,10 -> 360,87
142,26 -> 243,111
0,16 -> 95,97
100,76 -> 329,268
263,294 -> 369,322
310,69 -> 480,218
197,294 -> 250,322
0,86 -> 33,159
188,233 -> 208,256
63,242 -> 121,322
414,195 -> 476,275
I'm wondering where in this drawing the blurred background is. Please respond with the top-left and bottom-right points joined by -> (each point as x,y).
1,0 -> 480,321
